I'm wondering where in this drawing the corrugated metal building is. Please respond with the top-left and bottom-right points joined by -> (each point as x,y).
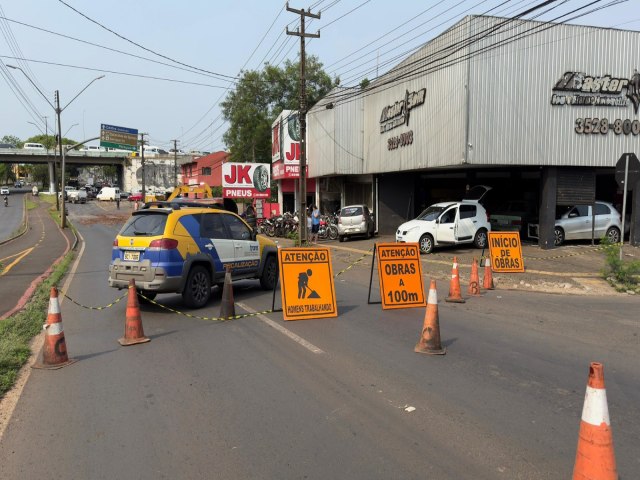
307,15 -> 640,246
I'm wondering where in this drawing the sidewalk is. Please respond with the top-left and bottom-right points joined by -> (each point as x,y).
276,234 -> 639,296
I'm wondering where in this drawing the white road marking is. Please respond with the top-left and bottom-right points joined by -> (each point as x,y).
236,302 -> 325,354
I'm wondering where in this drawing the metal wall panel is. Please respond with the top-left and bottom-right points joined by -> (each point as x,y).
363,20 -> 470,173
307,88 -> 364,177
467,16 -> 640,168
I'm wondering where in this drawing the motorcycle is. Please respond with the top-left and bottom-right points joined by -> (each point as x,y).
318,215 -> 338,240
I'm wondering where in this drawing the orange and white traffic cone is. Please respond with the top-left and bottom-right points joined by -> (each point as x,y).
467,258 -> 481,296
219,267 -> 236,320
118,279 -> 150,346
482,257 -> 495,290
33,286 -> 76,369
414,280 -> 446,355
573,362 -> 617,480
445,257 -> 465,303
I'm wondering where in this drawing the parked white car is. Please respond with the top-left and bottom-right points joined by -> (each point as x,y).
528,201 -> 622,246
396,201 -> 491,254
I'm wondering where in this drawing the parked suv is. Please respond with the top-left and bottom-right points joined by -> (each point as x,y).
528,201 -> 621,246
396,201 -> 491,254
108,202 -> 278,308
337,205 -> 375,242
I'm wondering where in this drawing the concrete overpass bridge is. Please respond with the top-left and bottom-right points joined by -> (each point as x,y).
0,149 -> 185,193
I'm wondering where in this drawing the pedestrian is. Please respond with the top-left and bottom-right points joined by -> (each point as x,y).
245,204 -> 256,229
306,209 -> 312,244
116,195 -> 120,210
311,204 -> 320,244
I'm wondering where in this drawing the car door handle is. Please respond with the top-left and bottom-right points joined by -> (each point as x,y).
235,245 -> 242,249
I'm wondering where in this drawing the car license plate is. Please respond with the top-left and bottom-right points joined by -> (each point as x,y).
124,251 -> 140,261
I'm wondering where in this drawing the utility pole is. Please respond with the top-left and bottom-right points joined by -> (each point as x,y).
286,2 -> 320,246
172,139 -> 178,187
140,133 -> 147,200
55,90 -> 67,228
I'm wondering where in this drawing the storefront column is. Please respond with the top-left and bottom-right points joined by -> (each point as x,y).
539,167 -> 558,250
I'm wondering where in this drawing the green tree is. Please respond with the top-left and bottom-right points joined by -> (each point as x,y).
221,56 -> 338,163
1,135 -> 21,147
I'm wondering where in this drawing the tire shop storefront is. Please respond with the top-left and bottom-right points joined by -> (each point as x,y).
307,15 -> 640,247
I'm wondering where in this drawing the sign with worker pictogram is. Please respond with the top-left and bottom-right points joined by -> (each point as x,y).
278,247 -> 337,321
488,232 -> 524,272
376,243 -> 426,310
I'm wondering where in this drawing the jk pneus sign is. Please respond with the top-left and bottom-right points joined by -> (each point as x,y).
272,110 -> 303,179
222,163 -> 271,198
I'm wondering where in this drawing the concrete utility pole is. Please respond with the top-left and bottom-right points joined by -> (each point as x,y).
140,133 -> 147,199
286,2 -> 320,246
172,139 -> 178,187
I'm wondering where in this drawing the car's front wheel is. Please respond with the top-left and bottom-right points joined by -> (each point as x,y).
605,226 -> 621,244
554,227 -> 565,246
260,255 -> 278,290
474,228 -> 488,249
182,265 -> 211,308
419,233 -> 434,254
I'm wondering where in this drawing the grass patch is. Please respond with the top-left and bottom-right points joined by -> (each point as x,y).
600,239 -> 640,294
0,251 -> 74,399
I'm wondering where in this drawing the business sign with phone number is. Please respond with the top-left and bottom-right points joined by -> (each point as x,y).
574,117 -> 640,135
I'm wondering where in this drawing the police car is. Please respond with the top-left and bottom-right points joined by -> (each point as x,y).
108,202 -> 278,308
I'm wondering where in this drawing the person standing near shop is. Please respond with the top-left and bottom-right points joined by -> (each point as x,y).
311,204 -> 320,244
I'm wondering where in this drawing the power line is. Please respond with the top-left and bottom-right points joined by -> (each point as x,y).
56,0 -> 240,82
0,55 -> 233,88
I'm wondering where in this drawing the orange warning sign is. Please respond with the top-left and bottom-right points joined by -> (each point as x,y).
488,232 -> 524,272
376,243 -> 426,310
278,247 -> 337,321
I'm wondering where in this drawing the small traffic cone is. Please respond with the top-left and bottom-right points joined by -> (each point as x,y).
219,267 -> 235,319
467,258 -> 481,296
445,257 -> 465,303
118,279 -> 150,346
414,280 -> 446,355
482,257 -> 495,290
33,287 -> 76,369
573,362 -> 617,480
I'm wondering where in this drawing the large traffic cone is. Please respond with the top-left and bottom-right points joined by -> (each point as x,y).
573,362 -> 617,480
467,258 -> 481,296
118,279 -> 150,346
482,257 -> 495,290
219,267 -> 236,319
414,280 -> 446,355
445,257 -> 465,303
33,287 -> 76,369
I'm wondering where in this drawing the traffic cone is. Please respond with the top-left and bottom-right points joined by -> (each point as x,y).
414,280 -> 446,355
445,257 -> 465,303
482,257 -> 495,290
118,279 -> 150,346
467,258 -> 481,296
33,287 -> 76,369
219,267 -> 235,319
573,362 -> 617,480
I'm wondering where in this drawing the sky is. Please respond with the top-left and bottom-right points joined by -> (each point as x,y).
1,0 -> 638,153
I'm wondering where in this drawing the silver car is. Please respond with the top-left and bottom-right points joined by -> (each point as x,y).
337,205 -> 375,242
528,200 -> 622,246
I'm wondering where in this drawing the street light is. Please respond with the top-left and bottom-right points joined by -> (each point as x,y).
7,64 -> 104,228
27,121 -> 45,135
64,123 -> 79,137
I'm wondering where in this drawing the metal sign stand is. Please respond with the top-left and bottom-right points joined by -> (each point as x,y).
367,244 -> 381,305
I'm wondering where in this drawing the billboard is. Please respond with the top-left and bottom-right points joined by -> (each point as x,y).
271,110 -> 301,165
222,162 -> 271,199
100,124 -> 138,152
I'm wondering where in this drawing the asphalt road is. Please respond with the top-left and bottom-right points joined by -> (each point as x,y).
0,191 -> 25,243
0,202 -> 638,479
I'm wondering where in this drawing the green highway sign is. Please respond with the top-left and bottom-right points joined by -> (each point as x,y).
100,124 -> 138,152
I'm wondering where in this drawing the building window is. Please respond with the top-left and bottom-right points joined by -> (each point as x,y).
201,167 -> 211,176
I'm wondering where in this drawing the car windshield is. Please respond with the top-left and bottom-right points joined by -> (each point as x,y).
416,206 -> 446,221
340,206 -> 363,217
120,213 -> 168,236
